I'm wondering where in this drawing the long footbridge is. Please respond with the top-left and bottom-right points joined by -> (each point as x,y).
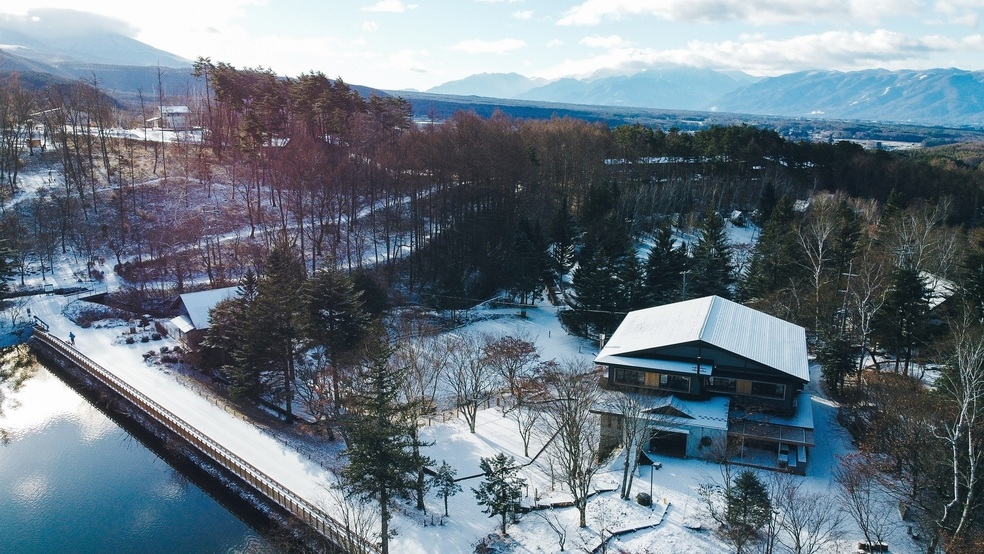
30,325 -> 378,554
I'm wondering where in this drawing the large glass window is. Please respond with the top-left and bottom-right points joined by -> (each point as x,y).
707,377 -> 737,392
707,376 -> 785,400
614,368 -> 645,386
614,369 -> 691,392
660,373 -> 691,392
750,381 -> 786,399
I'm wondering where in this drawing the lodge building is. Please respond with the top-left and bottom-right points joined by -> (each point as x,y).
593,295 -> 814,474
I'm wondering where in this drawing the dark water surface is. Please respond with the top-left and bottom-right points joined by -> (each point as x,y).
0,351 -> 279,554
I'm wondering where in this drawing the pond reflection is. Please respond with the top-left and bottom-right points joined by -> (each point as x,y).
0,347 -> 280,554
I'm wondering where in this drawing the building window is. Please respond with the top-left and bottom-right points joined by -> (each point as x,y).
707,376 -> 786,400
614,369 -> 690,392
750,381 -> 786,399
659,373 -> 691,392
614,368 -> 646,386
707,377 -> 737,392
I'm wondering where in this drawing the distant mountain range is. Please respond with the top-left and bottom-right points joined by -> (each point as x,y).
2,18 -> 983,129
426,68 -> 984,127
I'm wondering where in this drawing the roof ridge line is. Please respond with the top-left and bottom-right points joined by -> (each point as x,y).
697,295 -> 718,339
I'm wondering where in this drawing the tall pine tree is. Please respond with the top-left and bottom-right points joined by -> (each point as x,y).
254,242 -> 306,422
304,266 -> 371,430
342,340 -> 429,554
872,263 -> 931,374
687,209 -> 735,299
643,223 -> 688,305
741,196 -> 800,301
561,215 -> 643,338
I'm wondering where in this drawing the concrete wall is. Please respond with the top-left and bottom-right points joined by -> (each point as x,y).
686,427 -> 728,459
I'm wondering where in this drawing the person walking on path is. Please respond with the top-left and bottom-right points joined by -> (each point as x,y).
69,332 -> 75,345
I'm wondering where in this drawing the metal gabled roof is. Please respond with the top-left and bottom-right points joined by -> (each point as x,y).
178,286 -> 240,330
595,295 -> 809,383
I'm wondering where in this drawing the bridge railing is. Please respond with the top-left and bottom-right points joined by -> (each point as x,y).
32,328 -> 378,554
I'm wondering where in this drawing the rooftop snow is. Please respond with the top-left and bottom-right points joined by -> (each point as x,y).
178,286 -> 240,330
595,296 -> 809,383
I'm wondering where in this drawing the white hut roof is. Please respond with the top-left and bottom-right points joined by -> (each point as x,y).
178,286 -> 240,330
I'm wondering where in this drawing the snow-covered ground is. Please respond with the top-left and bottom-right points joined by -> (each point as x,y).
3,286 -> 920,554
0,149 -> 918,553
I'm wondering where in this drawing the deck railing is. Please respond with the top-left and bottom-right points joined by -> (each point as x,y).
32,327 -> 378,554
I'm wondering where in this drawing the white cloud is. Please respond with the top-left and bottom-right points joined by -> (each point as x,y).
512,10 -> 533,20
539,29 -> 970,79
0,8 -> 137,38
449,38 -> 526,54
384,48 -> 431,74
934,0 -> 984,26
362,20 -> 379,31
546,39 -> 564,47
362,1 -> 416,13
557,0 -> 920,26
580,34 -> 626,48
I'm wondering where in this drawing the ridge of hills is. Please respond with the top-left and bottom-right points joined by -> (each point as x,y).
424,67 -> 984,128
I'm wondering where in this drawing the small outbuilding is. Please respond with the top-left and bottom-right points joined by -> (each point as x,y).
147,105 -> 192,131
163,286 -> 239,348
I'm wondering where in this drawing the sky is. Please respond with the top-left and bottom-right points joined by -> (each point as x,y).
3,1 -> 984,91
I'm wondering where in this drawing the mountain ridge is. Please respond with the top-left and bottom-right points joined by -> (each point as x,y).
427,68 -> 984,127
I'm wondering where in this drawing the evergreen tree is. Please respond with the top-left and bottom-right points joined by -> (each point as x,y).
431,460 -> 462,518
351,268 -> 390,317
757,182 -> 778,225
304,266 -> 371,425
741,196 -> 799,301
872,263 -> 931,374
204,271 -> 264,400
548,197 -> 579,284
817,331 -> 855,395
687,209 -> 735,299
473,453 -> 526,536
504,218 -> 549,305
958,232 -> 984,318
560,217 -> 642,339
643,223 -> 688,305
725,469 -> 773,534
254,242 -> 306,422
342,341 -> 428,554
832,198 -> 863,281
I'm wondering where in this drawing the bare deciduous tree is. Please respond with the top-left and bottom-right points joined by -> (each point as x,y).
444,333 -> 500,433
770,472 -> 845,554
835,453 -> 892,551
481,333 -> 540,401
321,484 -> 380,554
931,312 -> 984,551
597,390 -> 672,501
543,358 -> 604,527
796,194 -> 838,330
394,327 -> 450,511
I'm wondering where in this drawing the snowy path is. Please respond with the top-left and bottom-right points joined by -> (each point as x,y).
26,294 -> 348,537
